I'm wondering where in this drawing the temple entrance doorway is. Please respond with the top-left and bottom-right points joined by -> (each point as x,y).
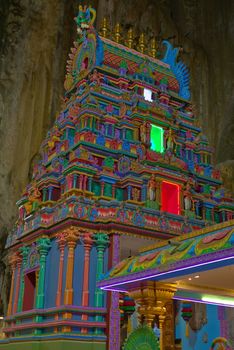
22,271 -> 36,311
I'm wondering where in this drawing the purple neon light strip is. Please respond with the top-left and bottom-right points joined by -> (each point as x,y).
173,296 -> 234,308
105,287 -> 126,293
100,255 -> 234,291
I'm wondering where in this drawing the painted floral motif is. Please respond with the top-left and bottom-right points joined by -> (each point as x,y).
132,251 -> 161,272
195,229 -> 233,255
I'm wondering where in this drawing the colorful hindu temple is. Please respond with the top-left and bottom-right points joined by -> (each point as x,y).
2,5 -> 234,350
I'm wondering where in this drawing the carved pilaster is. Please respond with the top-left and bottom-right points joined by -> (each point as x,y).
108,234 -> 120,350
7,254 -> 18,316
81,232 -> 93,333
17,246 -> 30,313
94,233 -> 109,307
64,227 -> 78,305
12,254 -> 22,314
94,232 -> 109,334
56,232 -> 67,307
63,226 -> 79,332
35,236 -> 51,309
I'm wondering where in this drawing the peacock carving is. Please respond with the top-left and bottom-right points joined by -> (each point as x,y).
123,325 -> 160,350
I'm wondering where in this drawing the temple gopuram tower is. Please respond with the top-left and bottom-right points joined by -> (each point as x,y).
2,5 -> 233,350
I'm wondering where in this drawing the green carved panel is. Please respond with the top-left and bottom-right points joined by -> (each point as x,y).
104,183 -> 112,197
68,128 -> 75,138
214,212 -> 220,223
145,200 -> 159,210
92,182 -> 101,196
116,188 -> 123,201
104,156 -> 114,168
125,128 -> 133,141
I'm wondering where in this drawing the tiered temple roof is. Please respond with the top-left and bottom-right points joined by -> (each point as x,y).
6,6 -> 233,250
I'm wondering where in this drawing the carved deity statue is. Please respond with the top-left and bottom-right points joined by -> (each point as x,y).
29,186 -> 41,203
183,182 -> 192,211
119,102 -> 127,117
140,123 -> 146,143
89,69 -> 102,85
47,126 -> 62,150
132,187 -> 140,202
165,128 -> 177,152
147,175 -> 157,201
140,122 -> 150,144
24,184 -> 41,215
69,103 -> 81,119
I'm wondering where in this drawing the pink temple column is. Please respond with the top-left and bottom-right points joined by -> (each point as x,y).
12,255 -> 22,314
67,174 -> 73,191
83,175 -> 88,191
7,254 -> 17,316
79,174 -> 83,190
62,226 -> 79,333
56,232 -> 67,307
112,184 -> 116,198
81,232 -> 93,333
101,182 -> 105,196
54,232 -> 67,332
108,234 -> 120,350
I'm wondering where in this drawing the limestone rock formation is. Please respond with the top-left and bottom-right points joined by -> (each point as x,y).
0,0 -> 233,312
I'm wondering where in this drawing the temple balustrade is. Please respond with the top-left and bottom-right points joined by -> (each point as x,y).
3,306 -> 107,338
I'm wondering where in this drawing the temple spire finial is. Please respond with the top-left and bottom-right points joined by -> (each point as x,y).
149,37 -> 157,58
113,23 -> 122,43
99,17 -> 110,38
137,33 -> 146,54
125,28 -> 134,48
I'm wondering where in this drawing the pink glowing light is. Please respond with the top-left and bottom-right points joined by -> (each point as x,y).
161,181 -> 180,215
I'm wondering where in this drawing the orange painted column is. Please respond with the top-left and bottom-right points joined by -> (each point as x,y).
7,255 -> 17,316
54,232 -> 67,332
12,255 -> 22,314
63,227 -> 78,332
81,232 -> 93,333
56,232 -> 67,307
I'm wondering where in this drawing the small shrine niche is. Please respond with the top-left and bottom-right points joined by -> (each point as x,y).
82,57 -> 89,70
144,88 -> 153,102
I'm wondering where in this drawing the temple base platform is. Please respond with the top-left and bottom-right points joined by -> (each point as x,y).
0,337 -> 106,350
